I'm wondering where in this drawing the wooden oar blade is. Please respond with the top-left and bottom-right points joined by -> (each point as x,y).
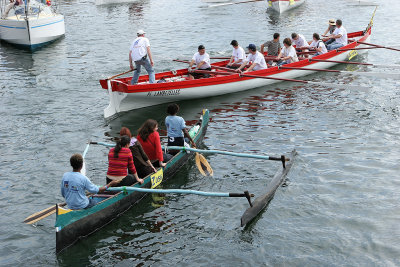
23,205 -> 57,224
195,153 -> 214,176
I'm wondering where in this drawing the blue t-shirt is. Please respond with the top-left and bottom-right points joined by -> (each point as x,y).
61,172 -> 99,210
165,115 -> 186,138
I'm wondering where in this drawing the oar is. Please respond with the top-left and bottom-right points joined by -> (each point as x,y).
191,69 -> 369,90
195,151 -> 213,176
279,66 -> 400,79
309,58 -> 400,69
23,143 -> 92,225
107,69 -> 135,80
357,41 -> 400,52
106,187 -> 254,206
209,0 -> 263,8
337,47 -> 382,52
167,146 -> 289,162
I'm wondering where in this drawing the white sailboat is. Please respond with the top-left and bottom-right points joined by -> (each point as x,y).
0,0 -> 65,50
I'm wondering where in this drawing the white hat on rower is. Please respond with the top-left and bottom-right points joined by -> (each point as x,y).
328,19 -> 335,25
137,29 -> 146,35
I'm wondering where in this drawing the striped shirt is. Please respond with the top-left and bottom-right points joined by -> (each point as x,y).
107,147 -> 137,176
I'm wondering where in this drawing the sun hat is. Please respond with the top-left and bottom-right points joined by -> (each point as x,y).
137,29 -> 146,35
329,19 -> 335,25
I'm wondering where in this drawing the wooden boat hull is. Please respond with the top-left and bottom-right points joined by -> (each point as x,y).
268,0 -> 305,13
100,28 -> 371,120
55,109 -> 209,253
241,149 -> 297,227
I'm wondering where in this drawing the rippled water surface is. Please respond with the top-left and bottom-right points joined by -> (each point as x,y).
1,0 -> 400,266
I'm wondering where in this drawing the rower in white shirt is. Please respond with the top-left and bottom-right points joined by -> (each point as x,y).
235,44 -> 268,73
326,19 -> 348,50
227,40 -> 246,68
188,45 -> 212,79
291,33 -> 309,52
277,38 -> 299,66
309,33 -> 328,57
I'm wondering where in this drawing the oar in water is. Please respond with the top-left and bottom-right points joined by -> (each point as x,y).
190,69 -> 369,91
106,187 -> 254,207
278,66 -> 400,79
208,0 -> 263,8
309,58 -> 400,69
23,143 -> 92,225
357,41 -> 400,52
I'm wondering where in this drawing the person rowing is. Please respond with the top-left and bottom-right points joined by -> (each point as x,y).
235,44 -> 268,73
260,33 -> 282,65
277,38 -> 299,66
309,33 -> 328,57
188,45 -> 212,79
322,19 -> 337,45
326,19 -> 348,50
291,32 -> 309,52
61,154 -> 113,210
106,136 -> 144,186
227,40 -> 246,69
119,127 -> 157,178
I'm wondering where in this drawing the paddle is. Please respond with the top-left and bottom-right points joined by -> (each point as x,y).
357,41 -> 400,52
309,58 -> 400,69
106,187 -> 254,206
208,0 -> 263,7
191,69 -> 369,90
107,69 -> 135,80
279,66 -> 400,79
23,143 -> 92,225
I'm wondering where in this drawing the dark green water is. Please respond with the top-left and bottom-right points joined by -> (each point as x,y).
1,0 -> 399,265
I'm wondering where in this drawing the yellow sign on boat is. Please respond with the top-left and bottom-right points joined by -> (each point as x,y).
289,0 -> 295,5
268,0 -> 272,7
151,168 -> 163,188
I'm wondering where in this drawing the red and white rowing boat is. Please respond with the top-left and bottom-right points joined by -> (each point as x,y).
267,0 -> 305,13
100,22 -> 373,120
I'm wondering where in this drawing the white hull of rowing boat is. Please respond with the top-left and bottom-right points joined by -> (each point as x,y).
268,0 -> 305,13
104,37 -> 370,119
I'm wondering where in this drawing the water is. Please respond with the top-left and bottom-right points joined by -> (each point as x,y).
1,0 -> 400,265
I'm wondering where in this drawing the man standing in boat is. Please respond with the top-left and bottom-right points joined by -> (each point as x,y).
61,154 -> 112,210
188,45 -> 212,79
235,44 -> 268,73
326,19 -> 348,51
227,40 -> 246,68
129,29 -> 155,85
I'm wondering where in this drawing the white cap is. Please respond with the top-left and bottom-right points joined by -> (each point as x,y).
137,29 -> 146,35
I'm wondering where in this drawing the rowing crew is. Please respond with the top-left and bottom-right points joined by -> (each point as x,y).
61,103 -> 195,210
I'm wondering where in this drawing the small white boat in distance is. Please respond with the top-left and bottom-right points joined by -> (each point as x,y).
0,0 -> 65,50
268,0 -> 305,13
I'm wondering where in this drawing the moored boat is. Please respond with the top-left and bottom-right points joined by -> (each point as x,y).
100,23 -> 372,120
55,109 -> 209,253
267,0 -> 305,13
0,0 -> 65,50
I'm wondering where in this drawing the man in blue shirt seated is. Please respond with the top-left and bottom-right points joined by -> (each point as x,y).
165,103 -> 196,155
61,154 -> 113,210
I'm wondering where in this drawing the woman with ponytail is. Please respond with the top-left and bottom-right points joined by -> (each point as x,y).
106,135 -> 144,186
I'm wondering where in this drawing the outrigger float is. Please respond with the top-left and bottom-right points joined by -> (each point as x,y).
100,16 -> 376,120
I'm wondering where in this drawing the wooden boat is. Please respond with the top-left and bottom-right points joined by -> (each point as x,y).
55,109 -> 209,253
0,0 -> 65,50
100,22 -> 373,120
267,0 -> 305,13
241,150 -> 297,226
